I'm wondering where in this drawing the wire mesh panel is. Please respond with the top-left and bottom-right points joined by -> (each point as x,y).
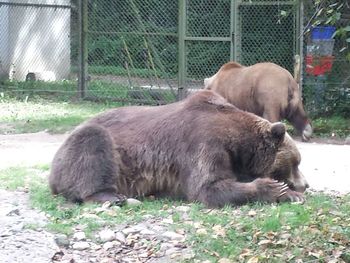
86,0 -> 178,104
184,0 -> 231,89
236,1 -> 297,73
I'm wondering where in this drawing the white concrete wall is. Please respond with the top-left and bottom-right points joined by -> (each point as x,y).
0,0 -> 10,79
0,0 -> 71,81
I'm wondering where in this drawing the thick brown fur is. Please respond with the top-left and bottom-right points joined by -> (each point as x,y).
269,133 -> 308,202
49,90 -> 308,208
204,62 -> 313,141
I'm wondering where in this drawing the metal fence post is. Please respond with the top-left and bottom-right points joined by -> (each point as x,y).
298,0 -> 304,95
178,0 -> 186,101
78,0 -> 88,99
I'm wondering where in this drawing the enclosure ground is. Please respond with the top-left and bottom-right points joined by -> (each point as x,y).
0,132 -> 349,262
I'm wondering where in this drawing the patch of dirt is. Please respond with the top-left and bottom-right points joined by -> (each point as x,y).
0,131 -> 68,169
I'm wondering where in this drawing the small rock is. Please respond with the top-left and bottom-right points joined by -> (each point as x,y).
140,229 -> 156,236
160,242 -> 173,252
196,228 -> 207,235
280,233 -> 292,240
82,213 -> 100,220
122,225 -> 144,235
126,198 -> 142,207
161,231 -> 184,241
103,241 -> 114,250
248,210 -> 257,217
73,231 -> 86,241
182,251 -> 195,260
54,234 -> 70,248
142,214 -> 153,219
115,232 -> 126,243
102,201 -> 112,209
138,252 -> 150,258
99,229 -> 115,242
165,247 -> 181,256
218,258 -> 232,263
72,241 -> 90,250
176,206 -> 191,212
90,243 -> 102,250
100,257 -> 114,263
11,222 -> 24,232
6,208 -> 20,216
162,218 -> 174,224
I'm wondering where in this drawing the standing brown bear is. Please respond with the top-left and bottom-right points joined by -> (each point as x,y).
204,61 -> 313,141
49,90 -> 308,208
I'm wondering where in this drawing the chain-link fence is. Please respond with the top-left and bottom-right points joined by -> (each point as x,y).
0,0 -> 349,116
302,1 -> 350,118
80,0 -> 300,104
81,0 -> 178,104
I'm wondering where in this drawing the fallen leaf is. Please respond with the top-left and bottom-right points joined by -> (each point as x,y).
239,248 -> 252,259
258,239 -> 272,246
252,231 -> 261,242
308,250 -> 323,259
193,222 -> 202,228
212,225 -> 226,237
265,231 -> 277,240
218,258 -> 232,263
248,210 -> 257,217
196,228 -> 207,235
247,256 -> 259,263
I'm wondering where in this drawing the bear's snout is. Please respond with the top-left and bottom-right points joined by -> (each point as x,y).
288,172 -> 309,193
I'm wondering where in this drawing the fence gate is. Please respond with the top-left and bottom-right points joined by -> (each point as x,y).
179,0 -> 233,93
180,0 -> 300,93
234,0 -> 300,73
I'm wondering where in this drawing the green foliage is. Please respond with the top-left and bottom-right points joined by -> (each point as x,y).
311,116 -> 350,137
306,0 -> 350,59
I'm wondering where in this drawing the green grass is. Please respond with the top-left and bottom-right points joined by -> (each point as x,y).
0,165 -> 350,261
312,116 -> 350,138
0,93 -> 348,137
0,96 -> 118,134
285,115 -> 350,139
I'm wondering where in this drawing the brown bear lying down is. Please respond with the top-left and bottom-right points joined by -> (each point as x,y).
49,90 -> 308,208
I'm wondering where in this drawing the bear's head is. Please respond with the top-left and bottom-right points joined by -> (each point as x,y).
269,133 -> 309,193
235,119 -> 287,179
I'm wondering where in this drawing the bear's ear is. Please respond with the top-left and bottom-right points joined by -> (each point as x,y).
271,122 -> 286,140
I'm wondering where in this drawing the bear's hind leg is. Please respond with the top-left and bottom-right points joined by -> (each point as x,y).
50,124 -> 126,204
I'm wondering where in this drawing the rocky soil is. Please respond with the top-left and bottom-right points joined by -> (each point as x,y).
0,187 -> 195,263
0,188 -> 59,263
